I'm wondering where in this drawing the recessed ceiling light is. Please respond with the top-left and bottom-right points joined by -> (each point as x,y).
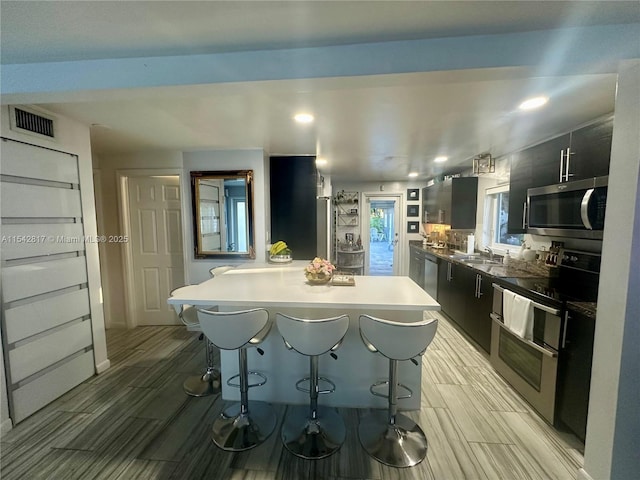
519,96 -> 548,111
408,172 -> 419,177
315,158 -> 327,166
294,113 -> 314,123
434,156 -> 448,163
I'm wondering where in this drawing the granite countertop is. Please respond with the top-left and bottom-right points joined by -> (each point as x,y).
409,241 -> 548,279
566,301 -> 598,319
409,241 -> 598,318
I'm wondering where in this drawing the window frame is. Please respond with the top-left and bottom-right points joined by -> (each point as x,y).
484,184 -> 523,254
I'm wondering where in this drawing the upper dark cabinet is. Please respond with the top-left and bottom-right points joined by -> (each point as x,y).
567,115 -> 613,180
422,177 -> 478,229
270,156 -> 318,259
507,115 -> 613,234
529,134 -> 572,188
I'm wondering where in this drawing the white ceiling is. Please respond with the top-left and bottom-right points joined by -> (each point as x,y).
1,1 -> 637,181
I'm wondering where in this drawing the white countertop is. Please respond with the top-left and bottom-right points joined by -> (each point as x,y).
169,261 -> 440,312
169,261 -> 439,408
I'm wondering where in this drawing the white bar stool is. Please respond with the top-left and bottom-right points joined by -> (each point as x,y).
170,286 -> 220,397
275,313 -> 350,459
358,313 -> 438,468
197,307 -> 276,451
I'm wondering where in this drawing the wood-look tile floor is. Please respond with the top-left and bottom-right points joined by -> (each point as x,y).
1,313 -> 584,479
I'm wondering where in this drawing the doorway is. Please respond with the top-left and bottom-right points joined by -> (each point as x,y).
119,172 -> 186,327
363,194 -> 401,275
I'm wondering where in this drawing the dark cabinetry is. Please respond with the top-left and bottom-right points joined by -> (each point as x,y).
568,118 -> 613,180
508,116 -> 613,234
465,271 -> 493,353
422,177 -> 478,229
556,308 -> 596,442
409,248 -> 426,289
270,156 -> 317,259
438,259 -> 492,353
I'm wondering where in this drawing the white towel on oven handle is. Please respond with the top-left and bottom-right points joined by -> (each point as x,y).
502,290 -> 534,340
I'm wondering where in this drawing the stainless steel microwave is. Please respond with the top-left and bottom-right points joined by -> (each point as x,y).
527,176 -> 607,239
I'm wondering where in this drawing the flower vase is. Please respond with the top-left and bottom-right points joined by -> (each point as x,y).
305,273 -> 332,285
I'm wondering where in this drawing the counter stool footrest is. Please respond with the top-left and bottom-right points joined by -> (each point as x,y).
295,376 -> 336,395
226,371 -> 267,389
370,380 -> 412,400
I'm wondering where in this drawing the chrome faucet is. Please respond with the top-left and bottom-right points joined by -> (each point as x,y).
484,247 -> 494,260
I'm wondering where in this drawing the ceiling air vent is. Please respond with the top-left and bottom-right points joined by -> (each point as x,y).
9,106 -> 56,140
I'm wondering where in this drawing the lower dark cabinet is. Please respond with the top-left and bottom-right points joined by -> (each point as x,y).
465,272 -> 493,353
409,247 -> 426,289
438,259 -> 492,353
438,260 -> 464,324
556,308 -> 596,442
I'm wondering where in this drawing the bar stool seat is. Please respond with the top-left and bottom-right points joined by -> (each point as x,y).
197,307 -> 276,451
170,285 -> 220,397
358,313 -> 438,468
276,312 -> 350,459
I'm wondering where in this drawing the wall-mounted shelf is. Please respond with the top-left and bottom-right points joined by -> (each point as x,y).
332,191 -> 361,266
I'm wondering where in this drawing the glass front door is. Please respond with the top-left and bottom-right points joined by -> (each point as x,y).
365,196 -> 400,276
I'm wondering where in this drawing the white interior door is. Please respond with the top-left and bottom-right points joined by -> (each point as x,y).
364,194 -> 401,276
128,176 -> 184,325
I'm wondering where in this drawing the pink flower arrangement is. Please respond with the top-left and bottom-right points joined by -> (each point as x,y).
304,257 -> 336,277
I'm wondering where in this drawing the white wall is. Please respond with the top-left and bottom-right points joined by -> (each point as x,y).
580,59 -> 640,480
95,151 -> 184,328
182,150 -> 269,283
0,105 -> 109,431
96,149 -> 270,325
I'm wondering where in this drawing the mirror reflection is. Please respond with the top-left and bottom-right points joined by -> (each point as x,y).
191,170 -> 255,258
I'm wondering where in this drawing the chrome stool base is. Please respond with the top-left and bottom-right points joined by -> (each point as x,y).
183,370 -> 221,397
358,411 -> 428,468
211,401 -> 276,451
281,405 -> 345,459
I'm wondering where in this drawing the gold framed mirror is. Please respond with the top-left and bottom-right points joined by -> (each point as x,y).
191,170 -> 255,258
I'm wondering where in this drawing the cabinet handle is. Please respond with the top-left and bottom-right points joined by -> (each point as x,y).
565,147 -> 574,180
474,274 -> 479,297
559,149 -> 565,182
447,262 -> 452,282
522,201 -> 527,229
477,274 -> 483,298
438,209 -> 444,224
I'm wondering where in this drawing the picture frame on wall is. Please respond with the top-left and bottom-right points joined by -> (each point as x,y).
407,221 -> 420,233
407,189 -> 419,201
407,204 -> 419,217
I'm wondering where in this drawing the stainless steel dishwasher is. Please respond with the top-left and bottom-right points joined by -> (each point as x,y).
424,254 -> 438,299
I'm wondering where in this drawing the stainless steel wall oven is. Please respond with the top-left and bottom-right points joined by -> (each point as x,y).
490,249 -> 600,441
490,285 -> 562,424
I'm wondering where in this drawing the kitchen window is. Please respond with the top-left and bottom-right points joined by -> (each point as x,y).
485,185 -> 523,251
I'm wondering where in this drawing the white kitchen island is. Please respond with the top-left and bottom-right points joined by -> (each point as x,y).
168,261 -> 440,410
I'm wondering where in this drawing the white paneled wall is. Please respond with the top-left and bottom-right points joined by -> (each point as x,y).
1,138 -> 95,423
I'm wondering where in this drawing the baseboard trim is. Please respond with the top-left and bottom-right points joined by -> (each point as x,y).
1,418 -> 14,435
577,468 -> 595,480
95,359 -> 111,374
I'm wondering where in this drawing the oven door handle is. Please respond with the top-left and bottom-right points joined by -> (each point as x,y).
491,313 -> 558,358
492,284 -> 561,316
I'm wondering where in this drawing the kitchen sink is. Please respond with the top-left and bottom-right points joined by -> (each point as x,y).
460,258 -> 502,265
449,254 -> 502,265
